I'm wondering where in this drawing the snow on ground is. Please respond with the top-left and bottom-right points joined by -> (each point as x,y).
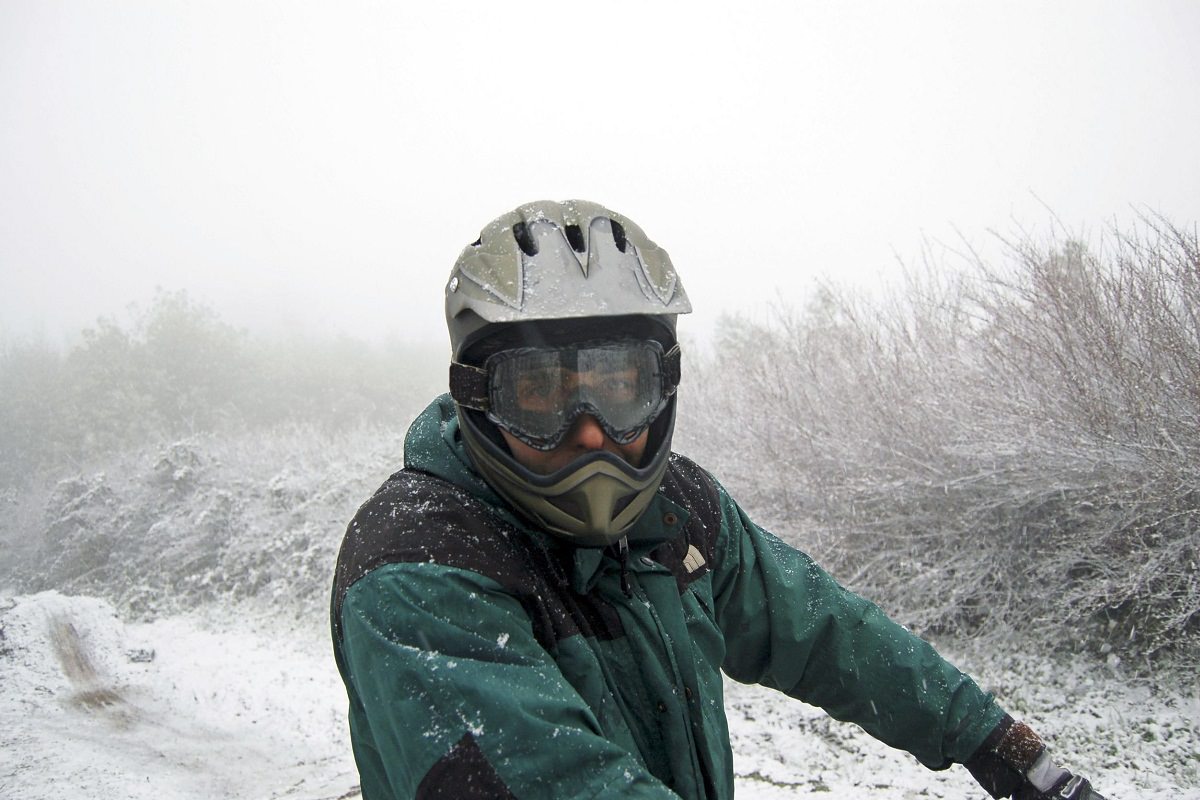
1,592 -> 356,800
2,591 -> 1197,800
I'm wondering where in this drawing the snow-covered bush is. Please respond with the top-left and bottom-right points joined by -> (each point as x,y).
0,424 -> 410,620
679,216 -> 1200,670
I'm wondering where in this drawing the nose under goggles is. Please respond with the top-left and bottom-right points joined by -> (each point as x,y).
450,339 -> 681,451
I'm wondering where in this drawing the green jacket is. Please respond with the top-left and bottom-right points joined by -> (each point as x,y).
331,396 -> 1005,799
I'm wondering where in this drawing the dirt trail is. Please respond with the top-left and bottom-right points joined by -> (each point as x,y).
49,614 -> 131,716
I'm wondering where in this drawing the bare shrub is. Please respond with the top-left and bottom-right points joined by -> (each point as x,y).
681,215 -> 1200,670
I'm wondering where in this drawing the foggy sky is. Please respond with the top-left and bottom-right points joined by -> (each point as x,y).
2,1 -> 1198,349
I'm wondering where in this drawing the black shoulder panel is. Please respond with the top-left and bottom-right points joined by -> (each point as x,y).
652,453 -> 723,593
334,470 -> 521,592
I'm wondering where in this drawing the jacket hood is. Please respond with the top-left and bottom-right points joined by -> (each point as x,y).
402,394 -> 509,512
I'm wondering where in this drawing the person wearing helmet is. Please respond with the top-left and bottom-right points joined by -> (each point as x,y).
331,200 -> 1105,800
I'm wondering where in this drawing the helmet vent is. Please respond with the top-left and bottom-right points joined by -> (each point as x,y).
512,222 -> 539,257
564,224 -> 586,253
609,219 -> 628,253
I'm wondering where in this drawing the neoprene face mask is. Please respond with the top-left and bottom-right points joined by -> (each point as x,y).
451,340 -> 681,451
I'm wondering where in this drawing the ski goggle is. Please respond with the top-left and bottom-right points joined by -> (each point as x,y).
451,340 -> 681,451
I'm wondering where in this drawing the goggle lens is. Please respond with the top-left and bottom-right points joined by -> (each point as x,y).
486,341 -> 671,450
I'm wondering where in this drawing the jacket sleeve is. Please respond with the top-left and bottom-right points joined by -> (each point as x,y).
707,480 -> 1006,770
338,561 -> 680,799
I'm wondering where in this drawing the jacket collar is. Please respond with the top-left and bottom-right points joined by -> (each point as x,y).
565,492 -> 690,594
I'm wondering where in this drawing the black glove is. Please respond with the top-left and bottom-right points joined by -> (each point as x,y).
966,716 -> 1106,800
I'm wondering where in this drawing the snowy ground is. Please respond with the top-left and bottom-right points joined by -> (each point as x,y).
2,591 -> 1197,800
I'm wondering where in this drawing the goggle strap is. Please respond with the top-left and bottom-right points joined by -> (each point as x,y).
449,361 -> 490,411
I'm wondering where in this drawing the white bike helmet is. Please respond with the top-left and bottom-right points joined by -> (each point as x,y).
446,200 -> 691,546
